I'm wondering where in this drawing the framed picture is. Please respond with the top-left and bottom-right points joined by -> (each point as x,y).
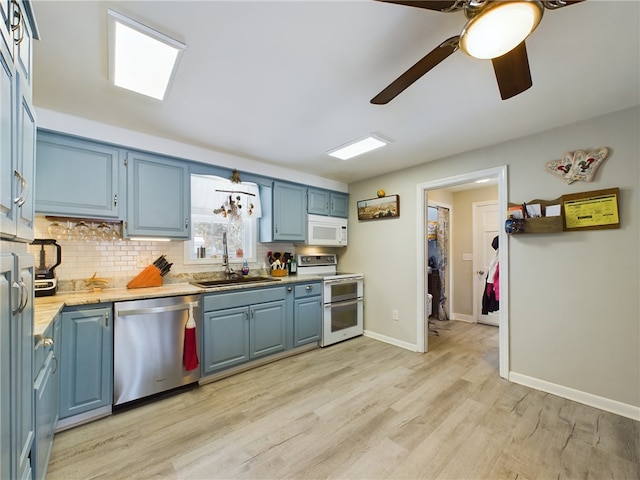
357,195 -> 400,220
427,221 -> 438,240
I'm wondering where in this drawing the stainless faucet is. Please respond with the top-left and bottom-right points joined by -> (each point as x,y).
222,232 -> 230,277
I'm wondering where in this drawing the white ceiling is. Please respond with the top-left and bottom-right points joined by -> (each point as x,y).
31,1 -> 640,185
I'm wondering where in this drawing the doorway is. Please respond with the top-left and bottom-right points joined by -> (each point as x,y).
473,201 -> 500,326
416,166 -> 509,379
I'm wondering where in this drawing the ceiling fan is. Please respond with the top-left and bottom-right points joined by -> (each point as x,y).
371,0 -> 584,104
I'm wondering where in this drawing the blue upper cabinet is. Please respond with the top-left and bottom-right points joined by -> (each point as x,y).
329,192 -> 349,218
0,0 -> 10,55
307,188 -> 348,218
15,70 -> 35,241
1,10 -> 36,242
125,151 -> 190,239
307,188 -> 330,216
260,181 -> 306,242
0,33 -> 17,239
13,0 -> 34,90
35,132 -> 123,219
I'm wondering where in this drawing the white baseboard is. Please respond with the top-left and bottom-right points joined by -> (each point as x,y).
452,313 -> 474,323
509,372 -> 640,421
363,330 -> 417,352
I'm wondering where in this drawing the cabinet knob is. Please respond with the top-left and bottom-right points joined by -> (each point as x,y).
287,287 -> 292,292
477,270 -> 485,275
306,285 -> 313,291
43,337 -> 54,347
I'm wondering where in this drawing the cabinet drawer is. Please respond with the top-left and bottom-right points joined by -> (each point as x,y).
294,282 -> 321,299
204,286 -> 287,312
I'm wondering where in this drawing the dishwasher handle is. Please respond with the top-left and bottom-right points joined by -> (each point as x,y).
117,301 -> 199,317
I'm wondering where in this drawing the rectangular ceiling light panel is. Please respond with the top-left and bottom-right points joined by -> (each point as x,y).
108,9 -> 186,101
328,134 -> 390,160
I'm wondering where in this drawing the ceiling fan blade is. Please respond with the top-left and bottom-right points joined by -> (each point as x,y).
491,41 -> 532,100
371,36 -> 460,105
375,0 -> 461,12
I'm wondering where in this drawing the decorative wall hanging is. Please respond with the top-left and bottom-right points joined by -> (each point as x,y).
357,195 -> 400,220
545,147 -> 609,184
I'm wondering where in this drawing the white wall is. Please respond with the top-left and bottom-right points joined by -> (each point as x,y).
340,106 -> 639,414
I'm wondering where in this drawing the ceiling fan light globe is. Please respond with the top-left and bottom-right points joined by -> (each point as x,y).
460,1 -> 544,59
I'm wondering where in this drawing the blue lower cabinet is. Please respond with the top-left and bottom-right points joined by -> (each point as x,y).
249,300 -> 286,359
203,307 -> 250,375
293,297 -> 322,347
32,314 -> 60,480
293,282 -> 322,347
202,286 -> 290,376
59,306 -> 113,419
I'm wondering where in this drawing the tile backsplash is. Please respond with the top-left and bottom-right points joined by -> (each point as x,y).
31,216 -> 295,292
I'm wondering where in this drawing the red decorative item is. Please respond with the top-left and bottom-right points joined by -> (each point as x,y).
183,304 -> 199,371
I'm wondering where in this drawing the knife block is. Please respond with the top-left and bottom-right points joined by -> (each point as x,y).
127,264 -> 163,289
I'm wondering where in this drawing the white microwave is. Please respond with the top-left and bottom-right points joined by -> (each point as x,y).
307,214 -> 348,247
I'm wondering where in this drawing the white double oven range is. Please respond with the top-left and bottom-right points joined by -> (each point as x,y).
296,254 -> 364,347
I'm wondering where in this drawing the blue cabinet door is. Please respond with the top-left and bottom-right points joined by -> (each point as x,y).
272,182 -> 306,242
15,71 -> 35,241
0,255 -> 13,480
0,38 -> 16,239
307,188 -> 330,216
35,132 -> 122,219
203,307 -> 250,375
59,306 -> 113,419
0,0 -> 10,54
13,253 -> 33,480
250,300 -> 286,359
307,189 -> 349,218
0,253 -> 34,480
293,297 -> 321,347
33,351 -> 54,480
32,314 -> 59,480
330,192 -> 349,218
125,151 -> 190,239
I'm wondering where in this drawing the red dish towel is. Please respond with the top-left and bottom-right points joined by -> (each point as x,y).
183,304 -> 199,371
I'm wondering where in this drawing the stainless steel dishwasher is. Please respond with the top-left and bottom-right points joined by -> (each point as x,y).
113,295 -> 201,406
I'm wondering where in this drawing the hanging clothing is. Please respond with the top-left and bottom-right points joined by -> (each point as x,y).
482,236 -> 499,314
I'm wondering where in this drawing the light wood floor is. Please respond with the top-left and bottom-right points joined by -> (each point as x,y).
47,320 -> 639,480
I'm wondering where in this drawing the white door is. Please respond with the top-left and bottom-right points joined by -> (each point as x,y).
473,201 -> 500,326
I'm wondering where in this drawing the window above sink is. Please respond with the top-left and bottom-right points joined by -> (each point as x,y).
184,174 -> 260,265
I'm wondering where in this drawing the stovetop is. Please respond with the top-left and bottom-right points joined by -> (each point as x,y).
296,254 -> 362,280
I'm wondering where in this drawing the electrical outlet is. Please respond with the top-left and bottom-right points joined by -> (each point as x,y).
392,309 -> 399,321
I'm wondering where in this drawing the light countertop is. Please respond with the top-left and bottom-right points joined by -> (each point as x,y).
34,275 -> 324,340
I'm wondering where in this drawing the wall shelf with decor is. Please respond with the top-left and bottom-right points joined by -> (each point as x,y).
506,188 -> 620,235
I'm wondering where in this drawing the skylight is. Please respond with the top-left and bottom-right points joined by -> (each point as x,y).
108,9 -> 186,101
328,134 -> 391,161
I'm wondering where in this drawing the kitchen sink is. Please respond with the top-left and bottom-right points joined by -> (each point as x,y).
190,276 -> 280,288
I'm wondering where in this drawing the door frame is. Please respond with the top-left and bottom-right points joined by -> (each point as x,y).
416,166 -> 509,379
426,200 -> 453,326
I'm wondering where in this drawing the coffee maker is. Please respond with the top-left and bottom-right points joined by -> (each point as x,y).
31,239 -> 62,297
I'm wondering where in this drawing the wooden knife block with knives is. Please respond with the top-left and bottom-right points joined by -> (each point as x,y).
127,255 -> 172,289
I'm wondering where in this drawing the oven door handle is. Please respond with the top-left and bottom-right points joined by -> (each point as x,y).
325,298 -> 363,308
324,277 -> 363,285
